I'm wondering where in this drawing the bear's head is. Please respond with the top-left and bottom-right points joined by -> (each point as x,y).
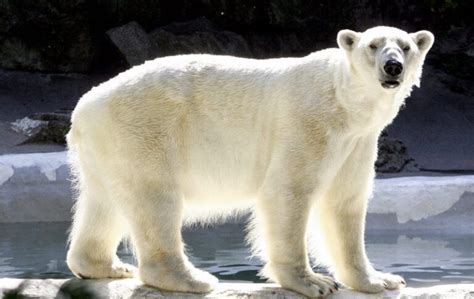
337,26 -> 434,92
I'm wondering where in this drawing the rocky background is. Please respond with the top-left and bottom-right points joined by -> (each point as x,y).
1,0 -> 473,173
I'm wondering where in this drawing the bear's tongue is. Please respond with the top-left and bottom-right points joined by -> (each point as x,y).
381,80 -> 400,89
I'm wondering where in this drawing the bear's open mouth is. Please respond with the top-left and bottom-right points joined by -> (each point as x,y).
381,80 -> 400,89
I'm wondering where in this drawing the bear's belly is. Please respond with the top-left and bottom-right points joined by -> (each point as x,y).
179,129 -> 268,205
180,146 -> 262,205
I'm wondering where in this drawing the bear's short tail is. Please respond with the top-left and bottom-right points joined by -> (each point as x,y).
66,123 -> 80,150
66,124 -> 82,195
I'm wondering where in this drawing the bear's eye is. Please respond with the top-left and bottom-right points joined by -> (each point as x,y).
403,45 -> 410,52
369,43 -> 377,50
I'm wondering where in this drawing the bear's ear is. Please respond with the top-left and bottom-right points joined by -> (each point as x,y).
410,30 -> 434,53
337,30 -> 360,51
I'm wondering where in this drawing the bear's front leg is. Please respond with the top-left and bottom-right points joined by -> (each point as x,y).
256,182 -> 338,298
316,134 -> 406,293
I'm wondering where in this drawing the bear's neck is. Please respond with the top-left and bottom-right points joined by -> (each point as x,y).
335,64 -> 406,134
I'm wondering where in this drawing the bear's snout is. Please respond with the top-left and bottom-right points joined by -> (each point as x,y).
383,60 -> 403,77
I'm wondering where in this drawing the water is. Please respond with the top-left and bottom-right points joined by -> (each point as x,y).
0,222 -> 473,287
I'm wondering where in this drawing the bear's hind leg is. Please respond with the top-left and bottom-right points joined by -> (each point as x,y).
117,181 -> 218,293
67,174 -> 136,279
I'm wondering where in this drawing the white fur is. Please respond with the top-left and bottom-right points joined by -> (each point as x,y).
66,26 -> 434,297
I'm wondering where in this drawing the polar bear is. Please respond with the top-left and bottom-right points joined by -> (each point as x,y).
66,26 -> 433,297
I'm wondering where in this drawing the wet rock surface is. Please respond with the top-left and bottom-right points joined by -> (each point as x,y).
1,278 -> 473,299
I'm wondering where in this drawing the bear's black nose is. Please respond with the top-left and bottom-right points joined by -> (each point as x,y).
384,60 -> 403,76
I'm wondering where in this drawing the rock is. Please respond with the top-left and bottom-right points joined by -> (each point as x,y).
149,17 -> 251,58
376,134 -> 419,173
432,27 -> 474,56
1,1 -> 473,72
428,28 -> 474,90
10,110 -> 72,145
466,40 -> 474,58
106,21 -> 156,67
10,117 -> 48,137
157,16 -> 218,34
1,278 -> 473,299
0,0 -> 95,72
148,17 -> 318,59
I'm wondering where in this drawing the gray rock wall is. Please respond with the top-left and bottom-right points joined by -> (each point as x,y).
1,1 -> 472,72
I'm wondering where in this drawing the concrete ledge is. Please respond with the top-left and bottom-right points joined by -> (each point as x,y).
1,279 -> 473,298
1,151 -> 474,227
